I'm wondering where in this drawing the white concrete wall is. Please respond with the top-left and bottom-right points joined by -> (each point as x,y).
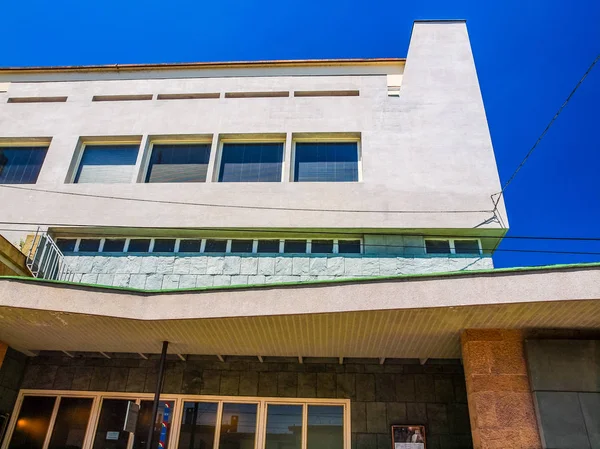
64,254 -> 493,288
0,21 -> 506,237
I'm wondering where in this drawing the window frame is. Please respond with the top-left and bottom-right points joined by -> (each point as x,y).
0,142 -> 50,185
52,237 -> 364,255
214,137 -> 286,183
68,139 -> 142,184
424,238 -> 482,255
290,137 -> 362,183
140,137 -> 213,184
3,390 -> 350,449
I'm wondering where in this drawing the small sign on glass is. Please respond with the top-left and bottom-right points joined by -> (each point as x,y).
391,425 -> 426,449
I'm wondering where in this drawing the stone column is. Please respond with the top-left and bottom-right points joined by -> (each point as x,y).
0,342 -> 7,370
461,329 -> 542,449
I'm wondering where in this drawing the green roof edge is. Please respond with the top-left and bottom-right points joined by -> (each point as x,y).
1,261 -> 600,294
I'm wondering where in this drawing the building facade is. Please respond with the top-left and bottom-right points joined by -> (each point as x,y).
0,20 -> 599,449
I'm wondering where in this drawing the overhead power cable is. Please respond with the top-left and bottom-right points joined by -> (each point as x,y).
2,226 -> 600,257
2,221 -> 600,242
0,184 -> 491,215
492,53 -> 600,210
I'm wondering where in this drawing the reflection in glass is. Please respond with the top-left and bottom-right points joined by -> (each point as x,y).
265,405 -> 302,449
48,397 -> 93,449
307,405 -> 343,449
178,402 -> 218,449
133,401 -> 174,449
8,396 -> 56,449
218,403 -> 257,449
92,399 -> 130,449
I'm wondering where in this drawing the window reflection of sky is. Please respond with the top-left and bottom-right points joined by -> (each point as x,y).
266,405 -> 302,435
221,403 -> 257,433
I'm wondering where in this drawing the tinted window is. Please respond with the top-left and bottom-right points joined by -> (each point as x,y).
178,402 -> 218,449
75,145 -> 138,184
153,239 -> 176,252
8,396 -> 56,449
425,240 -> 451,254
78,239 -> 101,252
257,240 -> 280,253
179,239 -> 202,252
205,239 -> 227,253
103,239 -> 126,252
218,403 -> 257,449
92,399 -> 129,449
338,240 -> 361,254
307,406 -> 343,449
311,240 -> 333,254
128,239 -> 151,252
48,397 -> 93,449
455,239 -> 480,254
265,405 -> 302,449
230,240 -> 253,253
146,144 -> 211,183
284,240 -> 307,254
133,401 -> 174,449
0,147 -> 48,184
219,143 -> 283,182
56,238 -> 77,253
294,142 -> 358,182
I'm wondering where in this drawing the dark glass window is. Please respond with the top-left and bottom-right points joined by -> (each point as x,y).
128,239 -> 151,252
153,239 -> 176,252
75,145 -> 138,184
455,239 -> 480,254
146,144 -> 211,183
284,240 -> 307,254
8,396 -> 56,449
178,402 -> 218,449
265,405 -> 302,449
56,238 -> 77,253
204,239 -> 227,253
425,240 -> 451,254
230,240 -> 253,253
338,240 -> 361,254
0,147 -> 48,184
78,239 -> 101,252
219,143 -> 283,182
218,403 -> 257,449
92,399 -> 130,449
307,406 -> 343,449
257,240 -> 280,253
311,240 -> 333,254
133,401 -> 174,449
294,142 -> 358,182
179,239 -> 202,252
48,397 -> 93,449
103,239 -> 126,252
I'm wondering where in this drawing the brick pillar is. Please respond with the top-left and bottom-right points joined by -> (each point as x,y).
461,329 -> 542,449
0,341 -> 7,370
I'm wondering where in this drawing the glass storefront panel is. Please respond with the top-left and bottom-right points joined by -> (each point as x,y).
218,403 -> 257,449
178,402 -> 218,449
265,405 -> 302,449
133,401 -> 174,449
92,399 -> 130,449
8,396 -> 56,449
48,397 -> 94,449
306,405 -> 343,449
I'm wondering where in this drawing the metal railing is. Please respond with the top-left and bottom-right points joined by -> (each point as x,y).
26,228 -> 75,281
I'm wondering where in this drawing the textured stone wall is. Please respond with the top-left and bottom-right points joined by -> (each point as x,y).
461,329 -> 541,449
0,346 -> 27,415
20,355 -> 472,449
63,254 -> 493,289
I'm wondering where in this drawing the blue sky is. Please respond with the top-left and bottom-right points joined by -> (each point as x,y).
2,0 -> 599,268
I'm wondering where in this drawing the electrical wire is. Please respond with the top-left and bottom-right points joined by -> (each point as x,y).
0,184 -> 492,215
492,53 -> 600,210
3,225 -> 600,256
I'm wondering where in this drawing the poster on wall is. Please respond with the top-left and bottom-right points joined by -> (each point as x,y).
391,425 -> 426,449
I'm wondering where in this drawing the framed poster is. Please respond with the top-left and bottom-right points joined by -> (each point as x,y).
391,425 -> 426,449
